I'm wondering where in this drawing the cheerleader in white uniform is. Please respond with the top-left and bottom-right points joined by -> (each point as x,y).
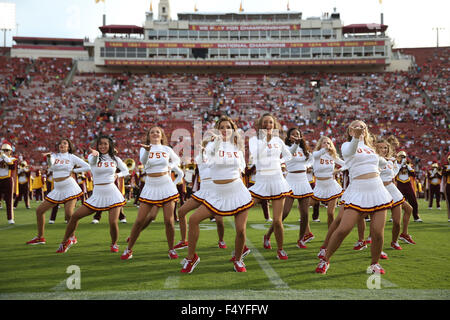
316,120 -> 393,275
265,127 -> 314,250
26,138 -> 90,245
377,139 -> 413,249
173,134 -> 227,251
181,116 -> 253,273
249,113 -> 293,260
56,135 -> 129,253
310,136 -> 345,229
121,126 -> 184,260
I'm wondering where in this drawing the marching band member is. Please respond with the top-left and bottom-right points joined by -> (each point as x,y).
0,143 -> 17,224
14,161 -> 31,209
56,135 -> 128,253
395,151 -> 422,222
443,154 -> 450,221
26,138 -> 90,244
427,163 -> 442,209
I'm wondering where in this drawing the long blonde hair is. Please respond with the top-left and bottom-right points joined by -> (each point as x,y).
255,113 -> 284,139
314,136 -> 339,160
375,138 -> 394,158
145,126 -> 168,146
346,120 -> 374,149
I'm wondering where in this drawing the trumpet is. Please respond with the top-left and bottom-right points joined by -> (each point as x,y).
125,158 -> 135,171
19,161 -> 29,170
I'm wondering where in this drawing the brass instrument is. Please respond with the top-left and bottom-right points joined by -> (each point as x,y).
19,161 -> 29,170
125,158 -> 135,171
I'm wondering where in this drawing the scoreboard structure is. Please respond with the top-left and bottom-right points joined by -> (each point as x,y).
94,1 -> 393,71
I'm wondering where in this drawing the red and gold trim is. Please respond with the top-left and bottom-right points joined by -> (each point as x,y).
343,200 -> 393,213
44,192 -> 83,204
84,200 -> 126,212
311,191 -> 344,202
289,192 -> 313,199
250,190 -> 293,200
190,194 -> 205,203
138,193 -> 180,206
392,198 -> 405,208
202,199 -> 254,216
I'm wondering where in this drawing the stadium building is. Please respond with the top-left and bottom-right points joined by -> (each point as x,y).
10,0 -> 413,73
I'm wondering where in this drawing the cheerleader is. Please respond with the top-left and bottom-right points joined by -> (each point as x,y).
173,132 -> 227,251
121,126 -> 184,260
26,138 -> 90,245
56,135 -> 128,253
316,120 -> 393,275
265,127 -> 313,250
180,116 -> 253,273
249,113 -> 293,260
376,139 -> 414,249
308,137 -> 345,234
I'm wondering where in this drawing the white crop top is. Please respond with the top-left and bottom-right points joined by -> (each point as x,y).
195,144 -> 212,180
206,140 -> 245,180
249,136 -> 292,175
312,148 -> 345,178
379,159 -> 400,182
285,144 -> 313,172
140,145 -> 180,174
88,154 -> 129,184
341,138 -> 381,180
48,152 -> 91,179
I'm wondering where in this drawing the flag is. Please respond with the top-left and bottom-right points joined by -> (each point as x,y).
95,0 -> 105,3
379,0 -> 382,4
239,1 -> 244,12
150,0 -> 153,12
287,1 -> 290,11
194,3 -> 198,12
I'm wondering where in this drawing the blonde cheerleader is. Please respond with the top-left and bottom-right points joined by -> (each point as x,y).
316,120 -> 393,275
173,133 -> 227,251
181,116 -> 253,273
249,113 -> 293,260
121,126 -> 184,260
309,136 -> 345,235
56,135 -> 129,253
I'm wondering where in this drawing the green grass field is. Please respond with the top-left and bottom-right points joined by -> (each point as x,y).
0,198 -> 449,300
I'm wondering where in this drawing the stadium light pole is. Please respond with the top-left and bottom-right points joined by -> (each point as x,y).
432,27 -> 444,48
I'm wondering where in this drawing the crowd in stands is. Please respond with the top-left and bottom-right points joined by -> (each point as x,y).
0,47 -> 448,183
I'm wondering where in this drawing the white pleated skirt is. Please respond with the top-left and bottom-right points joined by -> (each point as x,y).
340,176 -> 393,213
138,174 -> 179,207
285,172 -> 314,199
45,177 -> 82,204
385,182 -> 405,207
202,178 -> 253,216
191,179 -> 214,202
312,178 -> 343,202
84,183 -> 126,211
249,172 -> 292,200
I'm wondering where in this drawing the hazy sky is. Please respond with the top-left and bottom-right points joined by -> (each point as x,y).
2,0 -> 449,48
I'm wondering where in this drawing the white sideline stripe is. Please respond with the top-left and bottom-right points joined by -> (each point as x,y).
51,280 -> 67,292
164,276 -> 180,289
227,219 -> 289,289
1,289 -> 449,300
